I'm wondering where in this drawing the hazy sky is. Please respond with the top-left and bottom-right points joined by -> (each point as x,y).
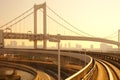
1,0 -> 120,48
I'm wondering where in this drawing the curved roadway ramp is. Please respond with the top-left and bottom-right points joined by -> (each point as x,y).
0,61 -> 52,80
96,59 -> 120,80
35,71 -> 51,80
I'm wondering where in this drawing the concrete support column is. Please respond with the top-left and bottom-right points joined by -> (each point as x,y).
43,3 -> 47,49
34,5 -> 37,49
118,30 -> 120,51
0,30 -> 4,48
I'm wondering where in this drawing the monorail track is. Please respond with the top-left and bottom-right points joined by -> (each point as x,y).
96,59 -> 120,80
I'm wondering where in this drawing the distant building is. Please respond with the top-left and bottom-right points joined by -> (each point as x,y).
21,42 -> 25,47
60,43 -> 62,48
76,44 -> 82,49
10,41 -> 17,47
64,43 -> 67,48
68,42 -> 71,48
100,43 -> 113,51
90,44 -> 94,49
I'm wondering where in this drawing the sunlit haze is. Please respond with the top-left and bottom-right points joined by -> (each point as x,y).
0,0 -> 120,49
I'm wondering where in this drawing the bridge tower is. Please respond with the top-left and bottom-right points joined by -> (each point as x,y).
0,30 -> 4,48
118,30 -> 120,50
34,2 -> 47,49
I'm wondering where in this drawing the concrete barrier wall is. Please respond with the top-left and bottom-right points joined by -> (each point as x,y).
65,57 -> 94,80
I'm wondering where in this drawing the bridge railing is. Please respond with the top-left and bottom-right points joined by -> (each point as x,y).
65,56 -> 96,80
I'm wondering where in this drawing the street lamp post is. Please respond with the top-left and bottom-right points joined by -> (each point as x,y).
82,49 -> 86,66
82,49 -> 86,76
85,49 -> 86,66
58,39 -> 60,80
5,28 -> 12,33
49,34 -> 61,80
27,31 -> 32,41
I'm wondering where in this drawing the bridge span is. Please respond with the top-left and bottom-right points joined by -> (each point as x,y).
2,32 -> 120,46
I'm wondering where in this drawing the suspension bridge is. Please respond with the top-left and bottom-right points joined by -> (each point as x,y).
0,2 -> 120,49
0,2 -> 120,80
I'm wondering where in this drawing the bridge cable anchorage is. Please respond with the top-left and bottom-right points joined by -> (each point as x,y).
47,5 -> 94,37
39,9 -> 82,36
0,7 -> 33,29
3,12 -> 34,30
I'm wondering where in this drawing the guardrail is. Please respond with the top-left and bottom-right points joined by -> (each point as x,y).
87,52 -> 120,69
65,56 -> 96,80
0,61 -> 39,80
82,61 -> 97,80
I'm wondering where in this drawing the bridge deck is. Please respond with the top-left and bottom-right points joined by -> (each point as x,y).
3,33 -> 120,46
